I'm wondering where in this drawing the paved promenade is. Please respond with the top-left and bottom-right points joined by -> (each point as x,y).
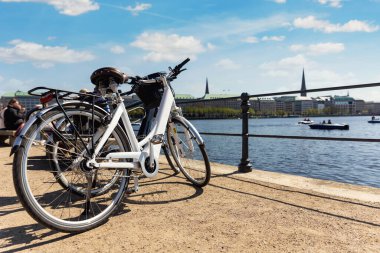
1,144 -> 380,252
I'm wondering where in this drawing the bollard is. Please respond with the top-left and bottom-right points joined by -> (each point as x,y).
238,92 -> 252,172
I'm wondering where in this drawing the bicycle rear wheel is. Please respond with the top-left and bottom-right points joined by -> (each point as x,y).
13,106 -> 131,232
166,117 -> 210,187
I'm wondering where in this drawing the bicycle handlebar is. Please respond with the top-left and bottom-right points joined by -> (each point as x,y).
173,58 -> 190,74
127,58 -> 190,85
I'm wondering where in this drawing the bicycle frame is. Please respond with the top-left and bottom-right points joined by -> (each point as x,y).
87,75 -> 175,178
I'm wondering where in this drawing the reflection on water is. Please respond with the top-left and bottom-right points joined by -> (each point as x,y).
190,116 -> 380,188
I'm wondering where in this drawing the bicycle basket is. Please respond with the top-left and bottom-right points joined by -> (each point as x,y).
135,84 -> 164,109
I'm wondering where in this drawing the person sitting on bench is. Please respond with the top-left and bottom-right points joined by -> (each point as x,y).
4,98 -> 25,134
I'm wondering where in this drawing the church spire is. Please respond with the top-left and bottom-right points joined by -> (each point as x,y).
301,68 -> 307,96
205,77 -> 210,95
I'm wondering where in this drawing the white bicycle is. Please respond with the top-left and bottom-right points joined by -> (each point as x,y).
12,58 -> 211,233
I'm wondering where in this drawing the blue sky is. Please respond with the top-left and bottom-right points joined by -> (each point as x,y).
1,0 -> 380,101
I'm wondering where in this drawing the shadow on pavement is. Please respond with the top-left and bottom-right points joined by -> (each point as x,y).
0,223 -> 73,253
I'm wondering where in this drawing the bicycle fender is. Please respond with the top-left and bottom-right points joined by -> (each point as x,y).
10,101 -> 109,156
173,116 -> 204,145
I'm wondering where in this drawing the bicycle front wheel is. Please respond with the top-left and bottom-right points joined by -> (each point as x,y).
13,106 -> 131,233
166,117 -> 210,187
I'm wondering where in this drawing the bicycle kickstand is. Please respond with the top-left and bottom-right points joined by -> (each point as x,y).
126,174 -> 139,194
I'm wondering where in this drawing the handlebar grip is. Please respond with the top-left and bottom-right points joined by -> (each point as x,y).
175,58 -> 190,71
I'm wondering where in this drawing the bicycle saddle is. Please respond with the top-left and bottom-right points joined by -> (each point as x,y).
90,67 -> 128,85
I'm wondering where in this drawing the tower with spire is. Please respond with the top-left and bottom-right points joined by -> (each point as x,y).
301,68 -> 307,97
205,77 -> 209,95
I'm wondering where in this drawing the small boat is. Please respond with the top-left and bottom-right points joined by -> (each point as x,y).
368,118 -> 380,123
298,119 -> 314,125
309,123 -> 349,130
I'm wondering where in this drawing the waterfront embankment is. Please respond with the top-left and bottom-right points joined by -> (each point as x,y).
1,145 -> 379,252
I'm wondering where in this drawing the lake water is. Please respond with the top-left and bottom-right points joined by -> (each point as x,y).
188,116 -> 380,188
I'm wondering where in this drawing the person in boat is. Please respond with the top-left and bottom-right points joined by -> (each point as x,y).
322,120 -> 326,124
372,115 -> 375,120
328,119 -> 331,124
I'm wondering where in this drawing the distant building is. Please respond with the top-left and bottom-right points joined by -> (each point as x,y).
274,69 -> 311,115
354,99 -> 365,114
364,102 -> 380,115
199,93 -> 240,109
177,78 -> 240,109
251,97 -> 276,115
0,90 -> 40,111
275,96 -> 296,115
313,96 -> 333,112
333,95 -> 355,115
294,96 -> 313,115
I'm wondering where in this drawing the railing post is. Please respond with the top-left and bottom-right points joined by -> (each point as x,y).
238,92 -> 252,172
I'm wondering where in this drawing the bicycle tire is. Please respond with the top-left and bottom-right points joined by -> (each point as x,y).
162,135 -> 180,174
166,117 -> 210,187
13,107 -> 131,233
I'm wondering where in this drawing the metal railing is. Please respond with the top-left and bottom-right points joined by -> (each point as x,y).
177,82 -> 380,172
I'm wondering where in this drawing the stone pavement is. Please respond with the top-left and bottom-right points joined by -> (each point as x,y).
1,145 -> 379,252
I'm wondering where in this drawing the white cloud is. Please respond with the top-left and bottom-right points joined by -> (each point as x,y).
131,32 -> 206,62
290,42 -> 345,55
110,45 -> 125,54
207,43 -> 216,50
261,35 -> 285,42
242,35 -> 285,44
242,36 -> 259,43
259,54 -> 311,77
127,3 -> 151,16
0,40 -> 95,67
293,16 -> 379,33
289,44 -> 305,52
215,58 -> 241,70
0,0 -> 99,16
307,69 -> 357,88
318,0 -> 342,8
183,14 -> 291,41
273,0 -> 286,3
277,54 -> 308,66
0,74 -> 4,82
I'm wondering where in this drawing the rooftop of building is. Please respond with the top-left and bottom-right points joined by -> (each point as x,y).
274,96 -> 297,102
1,91 -> 31,97
333,95 -> 355,101
174,94 -> 196,100
251,97 -> 275,101
202,94 -> 239,100
295,96 -> 313,101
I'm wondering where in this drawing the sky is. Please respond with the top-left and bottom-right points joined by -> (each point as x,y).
1,0 -> 380,101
